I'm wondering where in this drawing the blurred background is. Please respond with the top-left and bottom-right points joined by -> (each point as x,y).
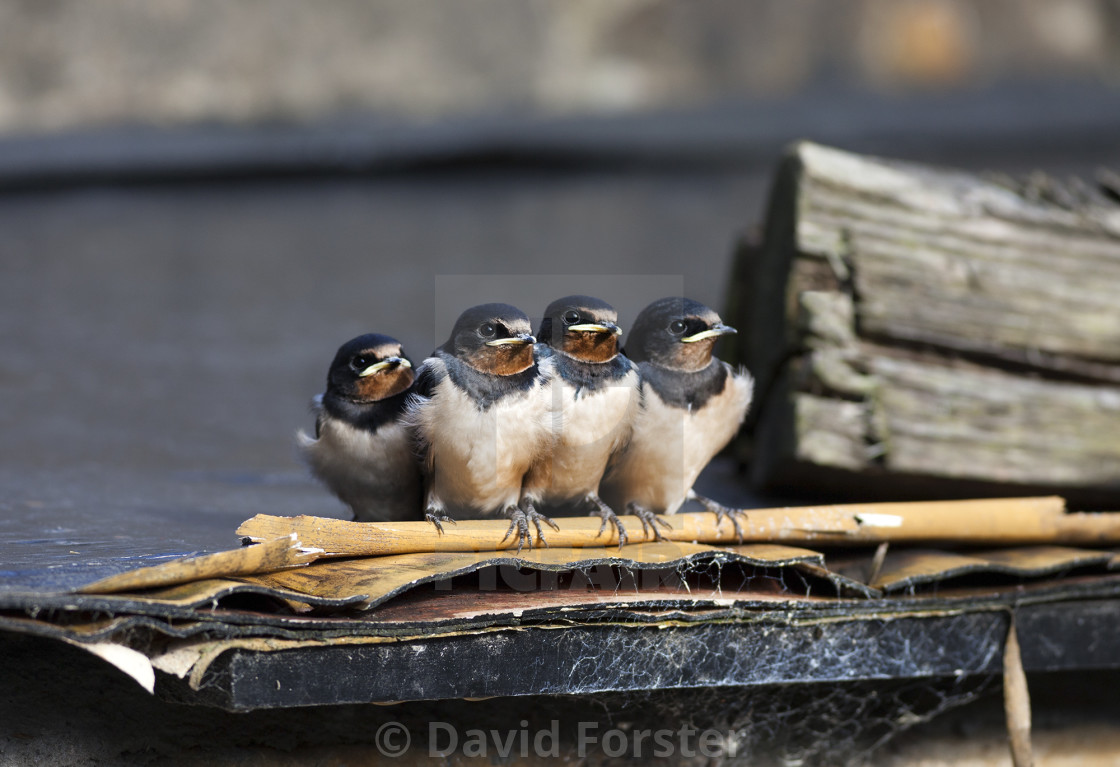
2,0 -> 1119,131
3,4 -> 1120,765
3,0 -> 1120,567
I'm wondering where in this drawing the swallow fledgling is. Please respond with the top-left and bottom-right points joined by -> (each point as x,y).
298,333 -> 423,522
407,303 -> 558,552
601,297 -> 753,540
521,296 -> 640,545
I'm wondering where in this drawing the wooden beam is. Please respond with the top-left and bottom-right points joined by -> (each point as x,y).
733,142 -> 1120,501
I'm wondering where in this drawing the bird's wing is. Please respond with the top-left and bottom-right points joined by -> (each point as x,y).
411,358 -> 444,399
405,357 -> 448,473
309,393 -> 326,439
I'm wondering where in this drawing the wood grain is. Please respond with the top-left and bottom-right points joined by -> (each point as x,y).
736,142 -> 1120,500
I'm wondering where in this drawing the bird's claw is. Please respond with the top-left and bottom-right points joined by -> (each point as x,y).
587,496 -> 628,548
693,493 -> 747,543
425,510 -> 456,534
501,503 -> 558,554
627,502 -> 672,542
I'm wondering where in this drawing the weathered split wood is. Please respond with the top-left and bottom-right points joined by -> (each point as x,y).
236,497 -> 1120,557
734,142 -> 1120,501
76,533 -> 319,594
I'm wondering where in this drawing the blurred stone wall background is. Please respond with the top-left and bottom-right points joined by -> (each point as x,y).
1,0 -> 1118,135
2,7 -> 1120,765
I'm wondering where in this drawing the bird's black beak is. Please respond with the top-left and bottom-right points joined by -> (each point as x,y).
485,333 -> 536,347
681,323 -> 736,343
358,356 -> 411,376
567,322 -> 622,336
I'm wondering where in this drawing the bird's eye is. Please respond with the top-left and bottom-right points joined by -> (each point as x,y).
479,322 -> 497,338
351,355 -> 372,370
668,320 -> 687,335
562,310 -> 580,325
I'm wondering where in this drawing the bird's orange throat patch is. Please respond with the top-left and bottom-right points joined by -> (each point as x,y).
675,339 -> 716,371
355,366 -> 415,402
561,331 -> 618,363
468,343 -> 536,376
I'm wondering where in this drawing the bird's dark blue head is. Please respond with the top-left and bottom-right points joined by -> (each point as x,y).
537,295 -> 622,363
326,333 -> 414,403
624,297 -> 736,372
443,303 -> 537,376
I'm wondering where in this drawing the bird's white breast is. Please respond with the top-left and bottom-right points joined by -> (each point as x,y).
298,417 -> 420,521
411,360 -> 555,515
540,368 -> 639,502
602,364 -> 753,514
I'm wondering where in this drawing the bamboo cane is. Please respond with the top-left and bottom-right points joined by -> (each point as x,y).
235,496 -> 1120,558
